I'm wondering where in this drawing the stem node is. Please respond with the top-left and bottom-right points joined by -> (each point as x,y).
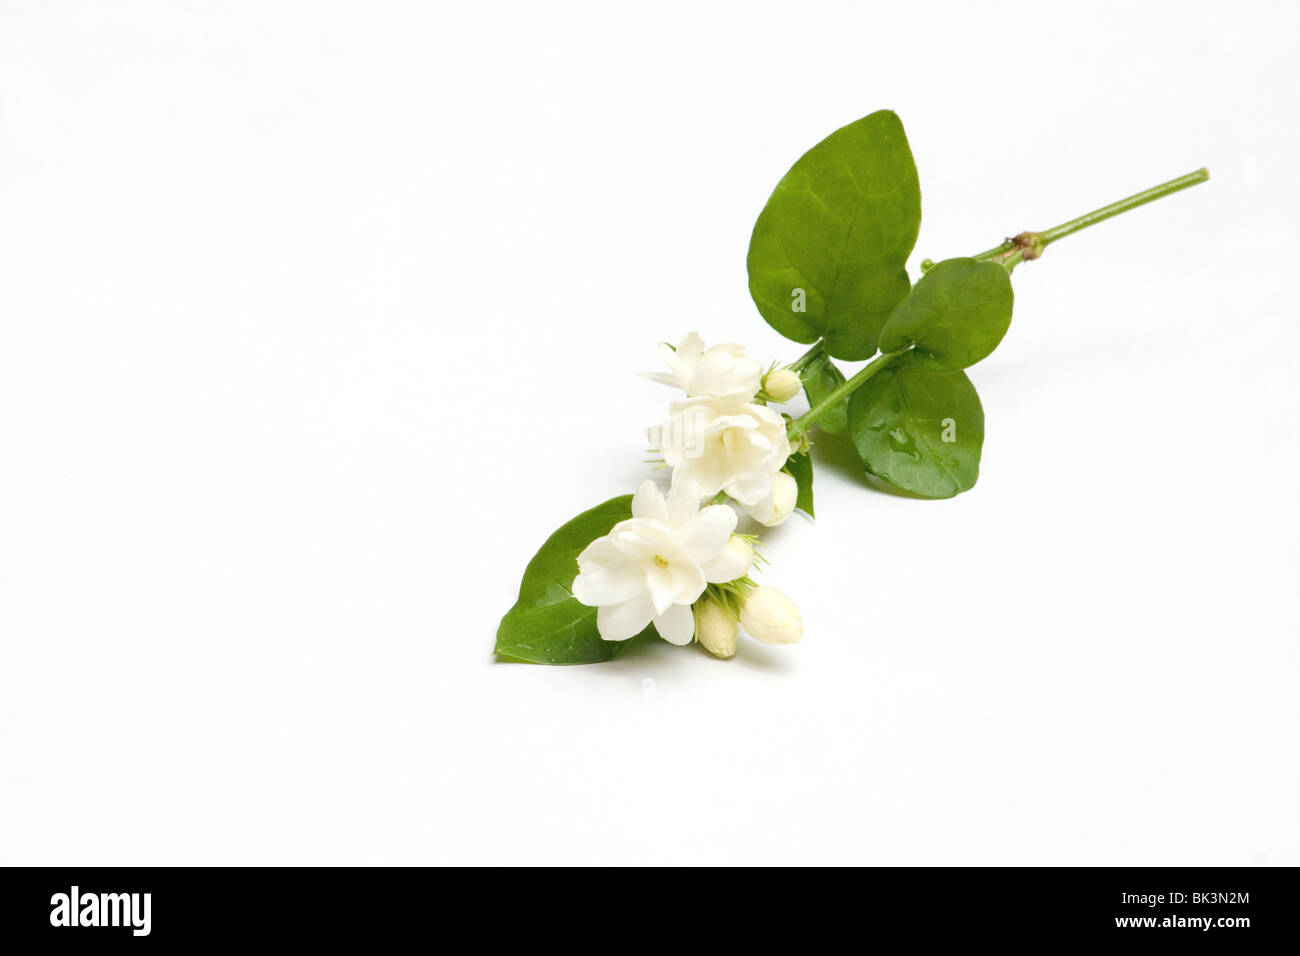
1012,231 -> 1044,261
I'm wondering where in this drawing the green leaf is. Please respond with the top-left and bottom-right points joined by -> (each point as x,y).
495,496 -> 650,664
785,451 -> 814,518
747,110 -> 922,361
802,351 -> 849,435
847,354 -> 984,499
877,257 -> 1014,370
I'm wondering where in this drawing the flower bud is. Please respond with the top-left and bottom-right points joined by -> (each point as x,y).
739,586 -> 803,645
722,534 -> 755,573
768,471 -> 798,525
763,368 -> 802,403
695,598 -> 738,659
742,471 -> 798,527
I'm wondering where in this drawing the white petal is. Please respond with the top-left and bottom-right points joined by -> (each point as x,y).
572,558 -> 645,606
646,563 -> 679,616
706,411 -> 760,432
576,534 -> 623,570
641,554 -> 703,613
749,403 -> 787,427
653,602 -> 695,645
630,480 -> 669,522
671,560 -> 707,606
641,370 -> 681,388
702,535 -> 753,584
677,332 -> 705,364
658,340 -> 682,366
665,477 -> 702,526
689,350 -> 762,400
671,455 -> 727,500
609,522 -> 673,557
727,470 -> 775,506
658,439 -> 686,470
738,492 -> 769,522
596,592 -> 655,642
679,505 -> 737,564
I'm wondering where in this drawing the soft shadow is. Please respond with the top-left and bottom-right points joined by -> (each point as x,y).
729,640 -> 798,672
809,431 -> 871,490
809,432 -> 926,499
976,336 -> 1151,386
585,631 -> 798,678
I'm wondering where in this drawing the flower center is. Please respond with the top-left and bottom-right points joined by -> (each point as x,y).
653,554 -> 669,568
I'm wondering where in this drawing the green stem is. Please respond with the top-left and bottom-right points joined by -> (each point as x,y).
789,350 -> 904,438
788,341 -> 825,373
973,168 -> 1209,271
789,168 -> 1209,436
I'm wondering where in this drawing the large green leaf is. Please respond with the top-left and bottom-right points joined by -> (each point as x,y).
878,257 -> 1014,370
747,110 -> 922,360
495,496 -> 649,664
785,451 -> 814,518
801,350 -> 849,435
847,355 -> 984,499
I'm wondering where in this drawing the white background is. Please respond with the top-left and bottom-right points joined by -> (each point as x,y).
2,1 -> 1297,865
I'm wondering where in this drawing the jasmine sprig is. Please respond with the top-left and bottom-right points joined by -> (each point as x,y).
496,110 -> 1209,664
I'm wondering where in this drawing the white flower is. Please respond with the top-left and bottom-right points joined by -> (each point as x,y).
739,586 -> 803,645
695,597 -> 738,659
572,480 -> 752,645
762,368 -> 802,403
643,332 -> 764,401
657,397 -> 792,510
740,470 -> 798,527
